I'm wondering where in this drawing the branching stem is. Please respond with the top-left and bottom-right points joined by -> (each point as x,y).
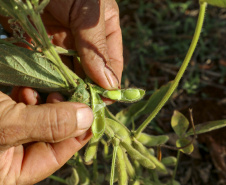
135,2 -> 207,137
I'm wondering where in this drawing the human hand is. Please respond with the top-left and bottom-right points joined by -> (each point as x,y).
42,0 -> 123,90
0,0 -> 123,91
0,0 -> 123,183
0,87 -> 93,185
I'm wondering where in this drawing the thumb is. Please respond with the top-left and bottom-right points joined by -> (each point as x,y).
0,92 -> 93,150
70,0 -> 120,89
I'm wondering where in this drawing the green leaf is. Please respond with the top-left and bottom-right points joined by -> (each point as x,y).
69,80 -> 90,105
0,44 -> 69,92
186,119 -> 226,136
116,81 -> 173,126
176,137 -> 194,154
200,0 -> 226,8
116,101 -> 146,126
171,110 -> 189,137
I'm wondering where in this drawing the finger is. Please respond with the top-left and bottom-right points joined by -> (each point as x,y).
105,0 -> 123,83
10,87 -> 21,102
70,0 -> 120,90
17,129 -> 92,184
0,92 -> 93,151
46,92 -> 65,103
18,87 -> 41,105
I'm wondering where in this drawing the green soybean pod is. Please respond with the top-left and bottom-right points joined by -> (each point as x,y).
161,156 -> 177,166
123,151 -> 136,179
116,146 -> 128,185
84,137 -> 99,164
102,88 -> 145,102
137,133 -> 169,147
106,118 -> 132,144
132,138 -> 167,173
120,140 -> 156,169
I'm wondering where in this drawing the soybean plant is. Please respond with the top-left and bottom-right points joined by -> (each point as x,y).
0,0 -> 226,185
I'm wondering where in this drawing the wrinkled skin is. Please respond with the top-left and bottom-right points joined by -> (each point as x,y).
0,0 -> 123,184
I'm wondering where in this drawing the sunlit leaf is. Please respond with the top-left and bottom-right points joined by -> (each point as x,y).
186,119 -> 226,136
0,44 -> 69,92
171,110 -> 189,137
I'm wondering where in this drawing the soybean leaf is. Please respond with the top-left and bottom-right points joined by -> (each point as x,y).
116,81 -> 173,126
69,80 -> 90,105
116,101 -> 146,126
171,110 -> 189,137
186,119 -> 226,136
200,0 -> 226,8
0,44 -> 69,92
137,133 -> 169,147
176,137 -> 194,154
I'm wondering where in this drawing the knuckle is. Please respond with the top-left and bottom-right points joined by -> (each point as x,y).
47,107 -> 73,143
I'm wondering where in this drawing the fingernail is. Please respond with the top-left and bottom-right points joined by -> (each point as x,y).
76,107 -> 93,130
33,90 -> 38,98
104,66 -> 119,89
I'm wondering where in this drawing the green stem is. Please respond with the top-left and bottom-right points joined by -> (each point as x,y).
172,151 -> 181,182
49,175 -> 67,184
110,138 -> 120,185
135,2 -> 207,137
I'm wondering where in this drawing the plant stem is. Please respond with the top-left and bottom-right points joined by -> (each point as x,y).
172,151 -> 181,182
48,175 -> 67,184
110,138 -> 120,185
135,2 -> 207,137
